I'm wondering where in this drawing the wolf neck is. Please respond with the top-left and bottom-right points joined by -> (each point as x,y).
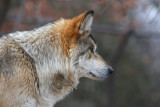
9,23 -> 79,102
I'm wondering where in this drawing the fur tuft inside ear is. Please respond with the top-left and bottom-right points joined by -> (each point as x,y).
79,10 -> 94,34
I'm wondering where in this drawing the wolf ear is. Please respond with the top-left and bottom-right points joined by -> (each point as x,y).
79,10 -> 94,34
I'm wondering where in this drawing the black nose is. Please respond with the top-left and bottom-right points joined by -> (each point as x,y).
108,67 -> 114,74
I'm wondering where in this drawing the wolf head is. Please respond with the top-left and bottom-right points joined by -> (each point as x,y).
53,10 -> 114,80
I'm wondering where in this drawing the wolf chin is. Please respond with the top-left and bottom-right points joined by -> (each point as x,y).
0,10 -> 113,107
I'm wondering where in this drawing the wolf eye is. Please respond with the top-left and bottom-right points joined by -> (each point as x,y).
80,51 -> 85,56
79,48 -> 88,56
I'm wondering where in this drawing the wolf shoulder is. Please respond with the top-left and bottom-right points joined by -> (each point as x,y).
0,33 -> 34,75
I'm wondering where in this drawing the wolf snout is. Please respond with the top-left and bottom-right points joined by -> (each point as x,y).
108,67 -> 114,74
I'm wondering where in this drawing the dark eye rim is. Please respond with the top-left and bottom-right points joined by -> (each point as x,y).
79,48 -> 88,56
79,48 -> 93,57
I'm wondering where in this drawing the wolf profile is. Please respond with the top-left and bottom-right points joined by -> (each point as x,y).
0,10 -> 114,107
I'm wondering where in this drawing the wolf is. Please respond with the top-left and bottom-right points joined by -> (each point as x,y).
0,10 -> 114,107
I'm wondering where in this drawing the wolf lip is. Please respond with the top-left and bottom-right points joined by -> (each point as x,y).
89,72 -> 106,79
89,72 -> 96,77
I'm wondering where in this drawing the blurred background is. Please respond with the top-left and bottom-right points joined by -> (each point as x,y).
0,0 -> 160,107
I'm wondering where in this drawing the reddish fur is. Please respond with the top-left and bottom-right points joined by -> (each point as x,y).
56,12 -> 88,57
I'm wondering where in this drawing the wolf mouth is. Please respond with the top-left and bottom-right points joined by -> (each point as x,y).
89,72 -> 106,79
